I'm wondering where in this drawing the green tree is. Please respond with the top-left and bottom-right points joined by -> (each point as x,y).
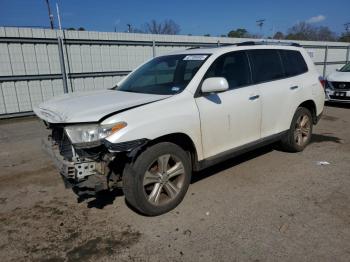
66,27 -> 86,31
227,28 -> 248,38
339,32 -> 350,42
273,31 -> 285,40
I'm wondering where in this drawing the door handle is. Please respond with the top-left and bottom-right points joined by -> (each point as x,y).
290,85 -> 299,90
249,95 -> 260,100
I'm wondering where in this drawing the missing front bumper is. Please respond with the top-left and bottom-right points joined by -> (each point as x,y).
41,138 -> 109,193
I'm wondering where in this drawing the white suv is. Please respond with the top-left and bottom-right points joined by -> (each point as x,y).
35,41 -> 325,216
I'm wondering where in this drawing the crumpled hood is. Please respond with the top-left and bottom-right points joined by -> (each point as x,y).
327,71 -> 350,82
34,90 -> 170,123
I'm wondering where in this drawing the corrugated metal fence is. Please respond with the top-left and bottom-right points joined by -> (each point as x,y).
0,27 -> 349,118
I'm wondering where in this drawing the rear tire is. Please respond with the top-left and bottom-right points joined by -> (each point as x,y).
280,107 -> 313,152
122,142 -> 191,216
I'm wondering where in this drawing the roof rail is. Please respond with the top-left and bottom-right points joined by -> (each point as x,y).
186,44 -> 220,50
236,41 -> 301,47
185,41 -> 301,50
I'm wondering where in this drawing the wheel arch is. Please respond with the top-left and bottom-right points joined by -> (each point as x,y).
298,100 -> 318,124
147,133 -> 199,171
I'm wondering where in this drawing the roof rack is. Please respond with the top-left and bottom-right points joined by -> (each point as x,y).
186,41 -> 301,50
236,41 -> 301,47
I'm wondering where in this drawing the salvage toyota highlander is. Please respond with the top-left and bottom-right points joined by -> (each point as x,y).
34,41 -> 325,216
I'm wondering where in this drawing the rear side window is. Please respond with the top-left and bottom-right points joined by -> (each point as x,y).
248,49 -> 284,83
279,50 -> 308,77
205,51 -> 251,89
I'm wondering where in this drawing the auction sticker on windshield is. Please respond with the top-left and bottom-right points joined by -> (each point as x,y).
183,55 -> 208,61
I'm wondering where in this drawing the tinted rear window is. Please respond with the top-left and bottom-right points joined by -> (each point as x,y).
279,50 -> 308,77
248,49 -> 284,83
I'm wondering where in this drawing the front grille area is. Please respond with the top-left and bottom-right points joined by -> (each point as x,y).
330,81 -> 350,90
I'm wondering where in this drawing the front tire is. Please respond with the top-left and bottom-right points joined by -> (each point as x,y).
281,107 -> 313,152
122,142 -> 191,216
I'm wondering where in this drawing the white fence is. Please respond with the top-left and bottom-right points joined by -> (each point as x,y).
0,27 -> 349,118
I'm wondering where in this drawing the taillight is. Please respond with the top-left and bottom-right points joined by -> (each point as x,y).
319,76 -> 326,89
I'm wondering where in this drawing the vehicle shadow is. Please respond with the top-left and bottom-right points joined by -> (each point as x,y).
191,144 -> 274,184
310,133 -> 343,144
85,133 -> 342,210
85,145 -> 276,210
85,189 -> 124,209
191,132 -> 343,184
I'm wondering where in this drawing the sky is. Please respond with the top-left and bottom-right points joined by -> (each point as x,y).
0,0 -> 349,37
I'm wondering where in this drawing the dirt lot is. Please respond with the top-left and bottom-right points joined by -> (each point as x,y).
0,104 -> 349,262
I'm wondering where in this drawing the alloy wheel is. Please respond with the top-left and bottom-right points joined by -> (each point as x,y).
143,154 -> 186,206
294,114 -> 311,146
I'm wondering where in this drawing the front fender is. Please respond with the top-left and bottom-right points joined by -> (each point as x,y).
102,92 -> 204,160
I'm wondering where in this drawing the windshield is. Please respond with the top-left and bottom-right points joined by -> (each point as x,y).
114,54 -> 209,95
340,62 -> 350,72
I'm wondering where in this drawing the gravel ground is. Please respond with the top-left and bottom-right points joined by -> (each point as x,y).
0,104 -> 349,262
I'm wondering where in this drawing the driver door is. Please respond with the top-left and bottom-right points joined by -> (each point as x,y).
195,51 -> 261,159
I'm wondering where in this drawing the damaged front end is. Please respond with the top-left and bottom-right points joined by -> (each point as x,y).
42,124 -> 146,200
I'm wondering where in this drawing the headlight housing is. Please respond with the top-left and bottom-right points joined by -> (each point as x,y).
64,122 -> 127,146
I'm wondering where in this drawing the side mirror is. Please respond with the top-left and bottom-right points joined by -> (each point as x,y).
201,77 -> 229,93
336,68 -> 340,72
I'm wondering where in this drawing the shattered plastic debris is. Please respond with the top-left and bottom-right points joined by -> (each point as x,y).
316,161 -> 330,166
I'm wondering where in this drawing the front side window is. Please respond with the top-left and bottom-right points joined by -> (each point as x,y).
204,51 -> 251,89
279,50 -> 308,76
248,49 -> 284,83
115,54 -> 209,95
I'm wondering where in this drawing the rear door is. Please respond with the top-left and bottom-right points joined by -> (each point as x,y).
248,49 -> 307,138
195,51 -> 261,159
